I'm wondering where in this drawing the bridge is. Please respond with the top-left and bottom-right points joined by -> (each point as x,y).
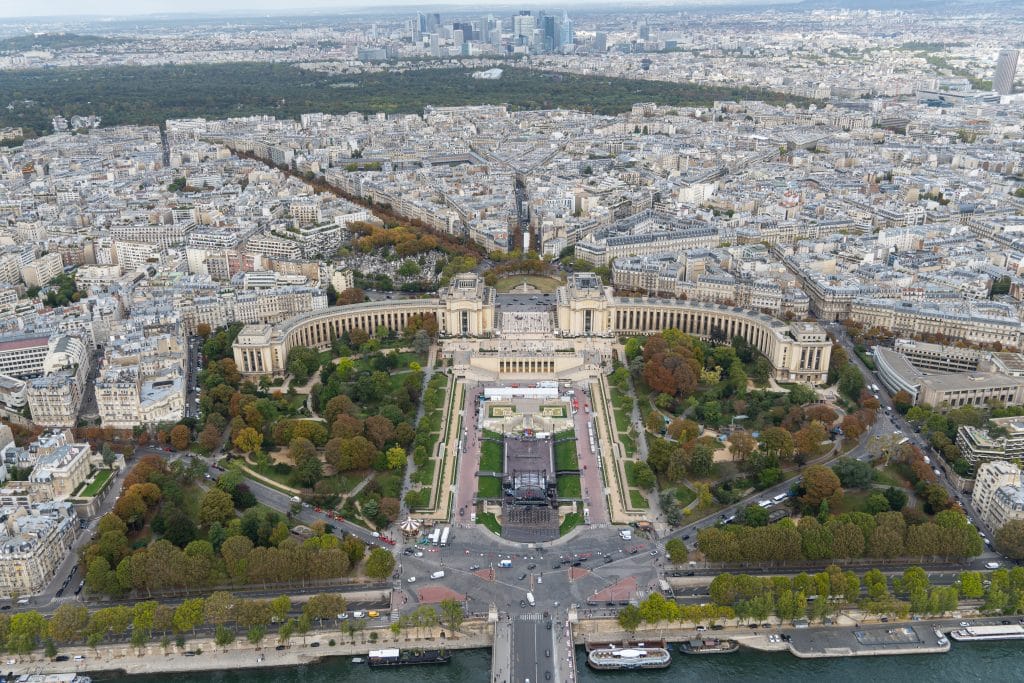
491,611 -> 578,683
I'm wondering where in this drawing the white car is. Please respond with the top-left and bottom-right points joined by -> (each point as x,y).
414,551 -> 423,557
407,576 -> 417,583
959,621 -> 970,627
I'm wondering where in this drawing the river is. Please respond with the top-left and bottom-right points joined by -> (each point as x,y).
95,641 -> 1024,683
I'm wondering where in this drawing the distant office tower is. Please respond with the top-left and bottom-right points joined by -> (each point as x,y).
560,11 -> 574,50
639,22 -> 650,41
593,32 -> 607,53
993,49 -> 1019,95
513,12 -> 535,46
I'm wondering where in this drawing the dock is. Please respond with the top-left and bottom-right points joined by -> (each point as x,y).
785,624 -> 951,658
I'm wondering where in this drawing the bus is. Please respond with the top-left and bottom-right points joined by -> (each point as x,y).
440,526 -> 451,547
429,529 -> 441,546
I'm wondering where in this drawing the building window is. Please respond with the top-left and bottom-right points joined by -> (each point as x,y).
584,310 -> 593,335
461,310 -> 469,335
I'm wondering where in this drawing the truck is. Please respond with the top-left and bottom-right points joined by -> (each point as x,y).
526,592 -> 536,607
429,529 -> 441,546
430,570 -> 446,580
499,559 -> 513,568
440,526 -> 451,547
290,496 -> 301,505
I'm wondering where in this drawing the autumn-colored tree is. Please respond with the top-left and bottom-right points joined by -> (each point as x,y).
331,414 -> 364,439
800,464 -> 843,509
794,420 -> 829,459
839,414 -> 864,441
363,415 -> 395,450
336,288 -> 367,306
196,323 -> 212,338
727,431 -> 757,462
169,424 -> 191,451
804,404 -> 838,426
759,427 -> 795,460
233,427 -> 263,454
891,390 -> 913,414
198,422 -> 222,452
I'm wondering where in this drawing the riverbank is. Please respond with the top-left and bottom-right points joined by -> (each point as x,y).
3,623 -> 494,678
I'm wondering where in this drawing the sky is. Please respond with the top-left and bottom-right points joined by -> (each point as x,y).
0,0 -> 731,21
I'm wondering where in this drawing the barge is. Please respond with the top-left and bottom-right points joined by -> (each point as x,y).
587,646 -> 671,670
678,638 -> 740,654
366,648 -> 451,667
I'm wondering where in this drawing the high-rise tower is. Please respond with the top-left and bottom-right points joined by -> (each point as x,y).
993,49 -> 1019,96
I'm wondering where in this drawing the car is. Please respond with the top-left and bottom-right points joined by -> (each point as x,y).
518,573 -> 528,581
571,560 -> 582,567
552,563 -> 562,569
352,611 -> 365,618
527,563 -> 537,570
650,550 -> 659,556
748,623 -> 759,629
695,626 -> 707,632
184,652 -> 196,657
54,655 -> 69,662
603,556 -> 613,564
546,621 -> 552,630
407,576 -> 417,583
711,625 -> 725,631
1002,620 -> 1012,625
415,552 -> 424,557
275,645 -> 286,651
367,610 -> 380,618
520,600 -> 527,608
403,548 -> 415,556
682,534 -> 690,540
545,672 -> 551,681
761,623 -> 772,629
544,649 -> 550,658
960,621 -> 971,627
469,564 -> 481,571
337,613 -> 348,620
310,642 -> 320,648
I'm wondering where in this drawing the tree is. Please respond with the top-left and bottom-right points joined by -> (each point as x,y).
198,422 -> 222,452
839,415 -> 864,441
215,625 -> 235,648
742,504 -> 769,527
365,547 -> 396,580
169,424 -> 191,451
617,605 -> 642,633
865,493 -> 891,514
837,364 -> 865,401
199,488 -> 235,526
995,520 -> 1024,560
8,611 -> 47,653
728,431 -> 757,462
233,427 -> 263,454
440,598 -> 464,632
631,461 -> 656,491
665,538 -> 688,564
196,323 -> 212,338
49,604 -> 88,644
891,390 -> 913,414
337,288 -> 367,305
385,446 -> 407,471
247,625 -> 266,646
412,329 -> 431,355
883,487 -> 908,511
270,596 -> 291,624
759,427 -> 794,460
689,446 -> 714,478
830,457 -> 874,489
794,421 -> 829,460
800,464 -> 843,509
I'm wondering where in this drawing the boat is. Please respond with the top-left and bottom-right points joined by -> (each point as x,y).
366,648 -> 451,667
949,624 -> 1024,641
678,638 -> 740,654
12,676 -> 91,683
351,657 -> 365,663
586,646 -> 671,670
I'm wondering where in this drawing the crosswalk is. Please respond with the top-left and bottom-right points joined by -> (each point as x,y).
518,613 -> 544,621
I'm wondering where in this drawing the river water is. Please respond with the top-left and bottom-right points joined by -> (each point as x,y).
95,641 -> 1023,683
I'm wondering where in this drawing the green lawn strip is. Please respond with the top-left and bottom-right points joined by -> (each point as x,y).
553,439 -> 578,470
608,387 -> 633,434
411,460 -> 435,485
674,485 -> 697,508
249,460 -> 297,488
618,433 -> 636,457
79,469 -> 114,497
624,461 -> 640,486
559,513 -> 583,536
557,475 -> 582,498
477,476 -> 502,499
482,428 -> 504,441
477,512 -> 501,534
629,489 -> 650,509
480,440 -> 503,472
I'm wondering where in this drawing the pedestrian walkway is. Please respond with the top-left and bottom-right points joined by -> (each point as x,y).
491,619 -> 512,683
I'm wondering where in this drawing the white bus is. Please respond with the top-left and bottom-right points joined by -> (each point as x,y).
772,493 -> 789,503
429,529 -> 441,546
440,526 -> 451,547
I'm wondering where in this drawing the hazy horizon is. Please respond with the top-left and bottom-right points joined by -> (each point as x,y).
0,0 -> 798,21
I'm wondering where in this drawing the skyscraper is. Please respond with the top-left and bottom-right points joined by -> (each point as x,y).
993,49 -> 1019,96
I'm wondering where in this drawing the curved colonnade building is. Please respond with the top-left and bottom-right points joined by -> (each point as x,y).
233,272 -> 831,384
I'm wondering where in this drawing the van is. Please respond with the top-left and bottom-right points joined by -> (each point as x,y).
15,598 -> 29,606
772,493 -> 788,503
986,562 -> 1001,570
431,570 -> 446,580
619,529 -> 632,541
499,559 -> 512,568
757,499 -> 772,508
526,592 -> 536,607
290,496 -> 301,504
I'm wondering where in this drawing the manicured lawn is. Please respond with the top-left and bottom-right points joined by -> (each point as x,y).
625,461 -> 640,486
488,404 -> 516,418
411,460 -> 435,485
480,440 -> 503,472
618,433 -> 636,457
674,485 -> 697,508
79,469 -> 113,497
831,490 -> 874,514
559,513 -> 583,536
477,476 -> 502,499
557,475 -> 581,498
495,275 -> 562,293
483,428 -> 504,440
477,512 -> 501,534
609,387 -> 634,434
873,468 -> 904,487
629,489 -> 650,509
249,459 -> 297,488
554,438 -> 578,470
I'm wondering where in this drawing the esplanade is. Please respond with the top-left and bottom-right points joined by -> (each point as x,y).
233,272 -> 831,383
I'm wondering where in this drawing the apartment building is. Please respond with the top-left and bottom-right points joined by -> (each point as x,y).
25,336 -> 90,428
19,253 -> 64,289
0,336 -> 51,378
0,501 -> 78,598
972,461 -> 1024,532
27,443 -> 92,499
